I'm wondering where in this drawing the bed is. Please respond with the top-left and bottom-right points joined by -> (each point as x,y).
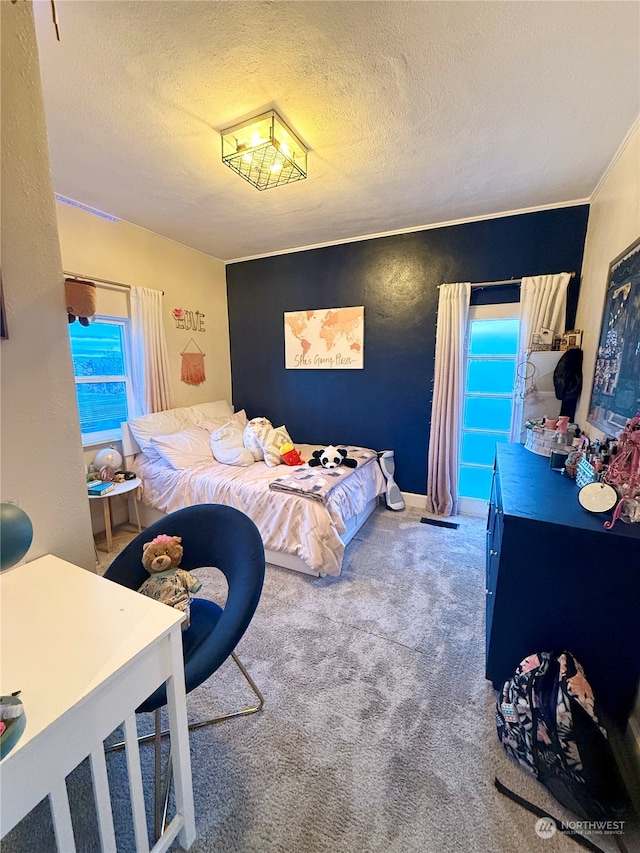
121,401 -> 385,577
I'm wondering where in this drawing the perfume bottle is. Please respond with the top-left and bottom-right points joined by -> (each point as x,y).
550,426 -> 571,470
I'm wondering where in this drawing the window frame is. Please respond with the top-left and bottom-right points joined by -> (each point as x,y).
70,314 -> 135,447
459,303 -> 519,502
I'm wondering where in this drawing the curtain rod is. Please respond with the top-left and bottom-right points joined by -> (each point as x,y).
63,270 -> 164,296
438,272 -> 576,289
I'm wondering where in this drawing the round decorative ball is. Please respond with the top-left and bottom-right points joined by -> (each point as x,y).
93,447 -> 123,471
0,504 -> 34,570
100,466 -> 116,482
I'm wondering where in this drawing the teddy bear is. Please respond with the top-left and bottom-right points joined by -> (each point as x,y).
308,445 -> 357,469
138,534 -> 201,629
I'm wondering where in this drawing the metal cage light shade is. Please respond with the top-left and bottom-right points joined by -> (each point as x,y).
221,110 -> 307,191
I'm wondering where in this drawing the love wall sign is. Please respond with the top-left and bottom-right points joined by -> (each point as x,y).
172,307 -> 205,332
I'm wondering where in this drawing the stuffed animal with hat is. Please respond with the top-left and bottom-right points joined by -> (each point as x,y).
308,445 -> 357,469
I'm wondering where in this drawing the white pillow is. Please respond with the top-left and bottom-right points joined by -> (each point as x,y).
191,400 -> 234,424
197,414 -> 236,433
210,421 -> 254,467
245,419 -> 293,467
128,407 -> 198,453
199,409 -> 247,433
150,427 -> 214,469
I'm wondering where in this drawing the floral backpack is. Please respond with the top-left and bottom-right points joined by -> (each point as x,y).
495,651 -> 629,851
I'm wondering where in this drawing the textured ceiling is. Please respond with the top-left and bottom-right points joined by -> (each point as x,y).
34,1 -> 639,262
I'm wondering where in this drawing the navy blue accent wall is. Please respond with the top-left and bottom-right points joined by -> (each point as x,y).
226,205 -> 589,495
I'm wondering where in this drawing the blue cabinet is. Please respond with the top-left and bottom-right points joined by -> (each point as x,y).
485,443 -> 640,726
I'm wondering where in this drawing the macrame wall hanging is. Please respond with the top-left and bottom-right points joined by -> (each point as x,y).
180,338 -> 206,386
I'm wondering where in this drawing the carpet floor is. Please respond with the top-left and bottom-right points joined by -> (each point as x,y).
4,506 -> 639,852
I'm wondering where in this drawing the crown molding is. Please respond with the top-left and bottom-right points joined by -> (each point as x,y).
590,115 -> 640,202
226,199 -> 590,265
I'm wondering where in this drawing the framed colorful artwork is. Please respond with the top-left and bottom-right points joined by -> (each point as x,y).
284,306 -> 364,369
587,237 -> 640,437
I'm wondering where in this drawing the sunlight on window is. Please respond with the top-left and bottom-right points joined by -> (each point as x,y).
469,318 -> 519,356
70,323 -> 124,375
463,397 -> 513,432
460,316 -> 519,501
466,360 -> 516,394
69,320 -> 131,442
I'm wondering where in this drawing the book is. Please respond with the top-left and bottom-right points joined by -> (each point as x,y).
88,481 -> 115,496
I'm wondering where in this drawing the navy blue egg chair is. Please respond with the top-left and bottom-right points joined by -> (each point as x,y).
103,503 -> 265,836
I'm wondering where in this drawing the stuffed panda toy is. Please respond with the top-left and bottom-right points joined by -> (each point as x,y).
309,445 -> 357,469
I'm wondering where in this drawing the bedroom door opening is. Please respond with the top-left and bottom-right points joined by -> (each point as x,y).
459,304 -> 519,516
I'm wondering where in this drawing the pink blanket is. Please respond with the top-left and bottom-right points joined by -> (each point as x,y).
269,446 -> 379,504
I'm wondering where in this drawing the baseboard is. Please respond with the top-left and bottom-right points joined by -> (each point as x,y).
458,497 -> 489,518
401,491 -> 426,509
401,492 -> 488,520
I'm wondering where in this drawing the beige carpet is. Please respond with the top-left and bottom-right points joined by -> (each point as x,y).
4,506 -> 638,852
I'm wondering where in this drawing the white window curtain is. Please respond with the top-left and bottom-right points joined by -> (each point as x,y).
426,282 -> 471,517
129,286 -> 172,416
511,272 -> 571,441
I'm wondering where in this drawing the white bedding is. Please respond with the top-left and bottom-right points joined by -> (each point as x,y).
132,445 -> 385,577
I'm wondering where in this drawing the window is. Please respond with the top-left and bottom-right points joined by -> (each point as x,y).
459,307 -> 519,502
69,318 -> 133,444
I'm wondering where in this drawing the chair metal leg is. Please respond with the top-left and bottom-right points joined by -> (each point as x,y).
151,717 -> 172,841
154,709 -> 163,840
188,652 -> 264,730
103,653 -> 263,842
147,653 -> 263,842
104,651 -> 263,753
158,751 -> 172,838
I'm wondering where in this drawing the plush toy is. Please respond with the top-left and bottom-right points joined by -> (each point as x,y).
0,693 -> 24,723
244,417 -> 273,462
280,442 -> 305,466
65,278 -> 97,326
308,445 -> 357,469
0,692 -> 25,759
138,534 -> 201,629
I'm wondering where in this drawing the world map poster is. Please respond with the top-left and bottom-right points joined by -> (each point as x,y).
284,306 -> 364,369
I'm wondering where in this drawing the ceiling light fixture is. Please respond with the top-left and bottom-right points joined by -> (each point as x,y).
221,110 -> 307,191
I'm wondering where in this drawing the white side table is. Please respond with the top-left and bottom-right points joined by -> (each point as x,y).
89,477 -> 142,552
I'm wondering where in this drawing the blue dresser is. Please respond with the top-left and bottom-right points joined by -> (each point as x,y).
486,443 -> 640,726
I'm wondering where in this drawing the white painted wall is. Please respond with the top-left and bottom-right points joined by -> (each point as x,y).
574,119 -> 640,435
1,1 -> 96,570
55,200 -> 231,410
574,118 -> 640,763
55,183 -> 231,536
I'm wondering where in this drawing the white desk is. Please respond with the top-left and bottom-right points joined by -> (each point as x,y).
88,477 -> 142,552
0,555 -> 196,853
